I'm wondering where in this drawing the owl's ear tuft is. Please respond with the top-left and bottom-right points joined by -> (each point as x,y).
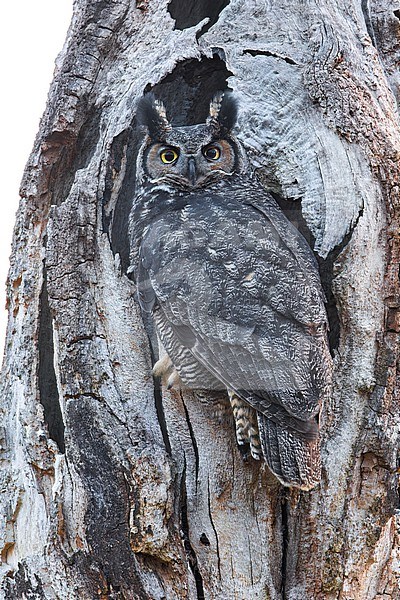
136,93 -> 172,140
207,91 -> 238,136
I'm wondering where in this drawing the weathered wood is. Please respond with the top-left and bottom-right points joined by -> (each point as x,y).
0,1 -> 399,598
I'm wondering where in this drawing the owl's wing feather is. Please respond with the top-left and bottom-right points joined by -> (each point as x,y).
163,307 -> 319,439
245,196 -> 325,304
257,415 -> 321,490
136,255 -> 157,313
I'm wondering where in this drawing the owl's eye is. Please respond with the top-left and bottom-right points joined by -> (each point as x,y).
160,147 -> 179,164
203,145 -> 221,161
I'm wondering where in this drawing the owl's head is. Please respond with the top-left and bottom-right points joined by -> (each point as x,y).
136,92 -> 247,190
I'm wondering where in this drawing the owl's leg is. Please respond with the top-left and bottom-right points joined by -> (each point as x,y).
228,390 -> 249,445
228,390 -> 263,460
153,348 -> 181,389
247,411 -> 263,461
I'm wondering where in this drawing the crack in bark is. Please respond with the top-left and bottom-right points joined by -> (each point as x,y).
65,391 -> 102,402
140,312 -> 172,456
66,334 -> 96,348
181,392 -> 200,483
243,48 -> 298,65
96,24 -> 116,33
86,52 -> 102,64
109,125 -> 141,273
38,265 -> 65,453
66,392 -> 132,431
68,73 -> 96,84
47,261 -> 94,283
247,533 -> 254,586
361,0 -> 378,49
280,491 -> 289,599
207,476 -> 221,580
180,462 -> 205,600
316,203 -> 364,351
153,376 -> 172,456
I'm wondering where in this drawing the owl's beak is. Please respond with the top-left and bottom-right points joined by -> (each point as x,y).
187,157 -> 196,186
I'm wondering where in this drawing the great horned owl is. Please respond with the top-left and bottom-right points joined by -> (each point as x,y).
129,91 -> 332,490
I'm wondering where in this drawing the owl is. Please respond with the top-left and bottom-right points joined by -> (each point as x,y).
129,91 -> 332,490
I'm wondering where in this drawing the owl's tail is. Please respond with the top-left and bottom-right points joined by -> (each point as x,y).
257,414 -> 321,490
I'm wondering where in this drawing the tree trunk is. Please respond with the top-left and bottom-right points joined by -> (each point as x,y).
1,1 -> 399,598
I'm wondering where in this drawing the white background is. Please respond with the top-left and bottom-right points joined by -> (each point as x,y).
0,1 -> 73,354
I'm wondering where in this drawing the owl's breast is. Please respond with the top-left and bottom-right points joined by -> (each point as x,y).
137,186 -> 326,334
140,195 -> 256,325
139,198 -> 219,304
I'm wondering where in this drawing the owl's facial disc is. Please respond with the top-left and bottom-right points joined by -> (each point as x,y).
144,137 -> 236,189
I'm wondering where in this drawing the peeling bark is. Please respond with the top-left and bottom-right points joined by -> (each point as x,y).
0,1 -> 399,598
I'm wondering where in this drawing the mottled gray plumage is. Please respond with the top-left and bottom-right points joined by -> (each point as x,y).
129,92 -> 332,489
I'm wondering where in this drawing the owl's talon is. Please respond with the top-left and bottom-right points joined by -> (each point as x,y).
167,369 -> 181,390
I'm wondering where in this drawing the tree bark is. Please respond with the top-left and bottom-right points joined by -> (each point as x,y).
0,1 -> 399,598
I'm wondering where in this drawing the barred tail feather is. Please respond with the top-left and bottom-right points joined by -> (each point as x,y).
257,414 -> 321,490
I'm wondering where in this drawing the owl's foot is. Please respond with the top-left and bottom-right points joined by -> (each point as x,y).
153,354 -> 173,378
153,354 -> 181,389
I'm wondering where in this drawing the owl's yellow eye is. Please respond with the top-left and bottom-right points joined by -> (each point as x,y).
160,147 -> 179,164
203,145 -> 221,161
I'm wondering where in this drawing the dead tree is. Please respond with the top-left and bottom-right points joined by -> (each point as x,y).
0,1 -> 399,598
